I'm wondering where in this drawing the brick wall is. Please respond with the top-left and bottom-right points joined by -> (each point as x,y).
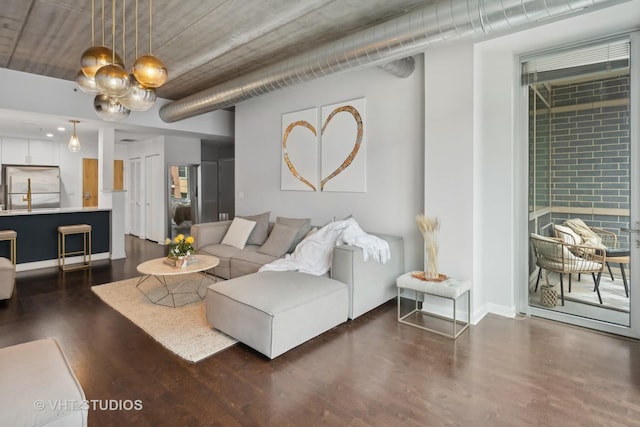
548,75 -> 630,248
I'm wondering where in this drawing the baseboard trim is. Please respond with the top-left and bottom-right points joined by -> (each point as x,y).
16,252 -> 111,272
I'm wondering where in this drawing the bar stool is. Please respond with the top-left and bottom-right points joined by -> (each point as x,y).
58,224 -> 92,271
0,230 -> 17,265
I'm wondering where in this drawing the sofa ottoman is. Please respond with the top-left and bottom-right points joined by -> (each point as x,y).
0,256 -> 16,300
0,338 -> 87,426
206,271 -> 348,359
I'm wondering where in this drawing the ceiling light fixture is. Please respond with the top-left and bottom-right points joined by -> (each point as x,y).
79,0 -> 122,85
68,120 -> 81,152
77,0 -> 167,121
132,0 -> 167,88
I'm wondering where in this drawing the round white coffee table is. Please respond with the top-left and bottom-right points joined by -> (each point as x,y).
136,254 -> 220,307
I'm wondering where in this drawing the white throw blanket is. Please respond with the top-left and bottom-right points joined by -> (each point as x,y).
259,218 -> 391,276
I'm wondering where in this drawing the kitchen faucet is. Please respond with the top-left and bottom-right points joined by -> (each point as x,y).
23,178 -> 32,212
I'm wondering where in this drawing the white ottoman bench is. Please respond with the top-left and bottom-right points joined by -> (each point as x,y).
0,338 -> 87,426
206,271 -> 349,359
396,272 -> 471,339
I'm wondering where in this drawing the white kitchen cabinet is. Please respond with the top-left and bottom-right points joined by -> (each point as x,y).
28,139 -> 59,165
0,138 -> 59,166
1,138 -> 30,165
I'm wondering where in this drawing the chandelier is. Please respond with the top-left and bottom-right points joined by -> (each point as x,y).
76,0 -> 167,122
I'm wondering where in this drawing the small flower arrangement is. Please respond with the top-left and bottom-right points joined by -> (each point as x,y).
165,234 -> 195,259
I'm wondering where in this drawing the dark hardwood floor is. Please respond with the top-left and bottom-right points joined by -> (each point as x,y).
2,236 -> 640,426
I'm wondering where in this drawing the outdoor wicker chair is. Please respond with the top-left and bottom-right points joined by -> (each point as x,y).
530,233 -> 606,305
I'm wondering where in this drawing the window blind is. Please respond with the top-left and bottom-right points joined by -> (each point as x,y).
522,38 -> 630,85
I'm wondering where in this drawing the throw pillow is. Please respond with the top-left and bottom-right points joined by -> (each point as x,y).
257,223 -> 299,257
221,217 -> 257,249
238,211 -> 270,245
276,216 -> 312,252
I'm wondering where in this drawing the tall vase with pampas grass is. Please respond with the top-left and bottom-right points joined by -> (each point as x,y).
416,214 -> 440,280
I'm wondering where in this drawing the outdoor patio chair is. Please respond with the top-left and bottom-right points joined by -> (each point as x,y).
555,220 -> 626,289
530,233 -> 606,305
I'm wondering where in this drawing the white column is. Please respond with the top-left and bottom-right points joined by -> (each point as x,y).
98,127 -> 115,208
111,191 -> 127,259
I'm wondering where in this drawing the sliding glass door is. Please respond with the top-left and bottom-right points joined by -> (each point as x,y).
522,33 -> 640,337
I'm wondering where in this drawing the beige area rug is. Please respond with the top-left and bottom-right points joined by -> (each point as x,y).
92,274 -> 237,363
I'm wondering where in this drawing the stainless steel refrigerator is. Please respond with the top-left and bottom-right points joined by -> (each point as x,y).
3,165 -> 61,210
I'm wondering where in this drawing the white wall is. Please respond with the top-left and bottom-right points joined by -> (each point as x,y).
59,137 -> 99,208
0,68 -> 234,140
164,135 -> 201,165
235,58 -> 425,271
424,42 -> 475,284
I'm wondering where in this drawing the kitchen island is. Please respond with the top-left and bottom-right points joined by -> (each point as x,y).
0,207 -> 111,271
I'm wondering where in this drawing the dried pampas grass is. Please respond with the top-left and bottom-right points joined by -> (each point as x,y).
416,214 -> 440,280
416,214 -> 440,238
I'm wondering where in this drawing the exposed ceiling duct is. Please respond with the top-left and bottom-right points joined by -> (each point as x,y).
159,0 -> 619,123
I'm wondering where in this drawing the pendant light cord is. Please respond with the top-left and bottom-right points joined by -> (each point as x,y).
111,0 -> 116,63
91,0 -> 95,46
122,0 -> 126,65
135,0 -> 138,59
149,0 -> 153,55
101,0 -> 105,46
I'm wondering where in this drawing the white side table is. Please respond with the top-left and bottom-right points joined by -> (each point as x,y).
396,272 -> 471,339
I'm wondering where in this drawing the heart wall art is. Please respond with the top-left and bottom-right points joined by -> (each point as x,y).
320,98 -> 366,192
281,107 -> 318,191
280,98 -> 366,192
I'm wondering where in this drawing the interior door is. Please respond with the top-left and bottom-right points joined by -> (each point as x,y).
114,159 -> 124,190
145,155 -> 162,242
128,158 -> 142,236
82,158 -> 98,207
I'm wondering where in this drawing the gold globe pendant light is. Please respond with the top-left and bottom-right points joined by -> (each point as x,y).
120,75 -> 156,111
95,63 -> 131,97
79,0 -> 166,121
133,0 -> 167,88
94,94 -> 131,121
81,46 -> 122,78
94,0 -> 130,99
132,55 -> 167,88
80,0 -> 122,78
75,70 -> 99,94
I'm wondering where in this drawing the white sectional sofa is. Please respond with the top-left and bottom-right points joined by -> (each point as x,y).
194,217 -> 405,358
0,338 -> 87,426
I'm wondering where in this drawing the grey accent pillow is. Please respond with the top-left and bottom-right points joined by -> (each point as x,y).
257,223 -> 299,257
276,216 -> 312,252
239,211 -> 270,245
